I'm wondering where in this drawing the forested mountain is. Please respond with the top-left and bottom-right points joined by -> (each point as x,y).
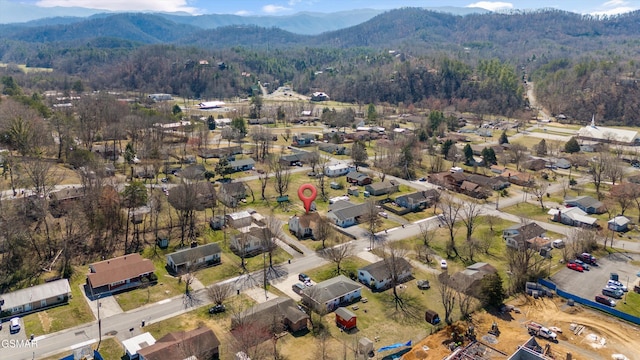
1,8 -> 640,123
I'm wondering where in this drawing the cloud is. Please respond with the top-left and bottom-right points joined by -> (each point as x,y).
35,0 -> 200,14
466,1 -> 513,12
235,10 -> 251,16
262,4 -> 290,13
590,0 -> 638,15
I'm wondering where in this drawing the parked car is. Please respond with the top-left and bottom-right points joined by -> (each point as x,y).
566,262 -> 584,272
578,253 -> 597,265
299,273 -> 311,284
417,280 -> 431,290
418,177 -> 427,182
292,282 -> 306,295
208,304 -> 226,314
574,259 -> 590,270
378,211 -> 388,219
595,295 -> 616,307
9,317 -> 20,334
440,259 -> 448,269
602,287 -> 624,299
607,279 -> 628,292
552,239 -> 565,248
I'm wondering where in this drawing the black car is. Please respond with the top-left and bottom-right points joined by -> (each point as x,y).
208,304 -> 226,314
417,280 -> 430,290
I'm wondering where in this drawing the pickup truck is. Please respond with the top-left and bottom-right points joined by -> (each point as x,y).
526,321 -> 558,341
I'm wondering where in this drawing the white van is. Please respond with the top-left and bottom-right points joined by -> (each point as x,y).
9,317 -> 20,333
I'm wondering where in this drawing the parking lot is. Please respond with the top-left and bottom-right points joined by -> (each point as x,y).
0,317 -> 26,342
551,252 -> 639,301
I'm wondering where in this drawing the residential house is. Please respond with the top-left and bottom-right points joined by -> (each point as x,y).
137,326 -> 220,360
526,236 -> 552,251
166,243 -> 222,274
288,212 -> 321,239
323,131 -> 346,143
327,200 -> 367,228
394,190 -> 440,212
279,152 -> 311,166
206,145 -> 242,158
122,332 -> 156,360
218,182 -> 246,208
608,216 -> 630,232
447,262 -> 498,296
466,174 -> 510,191
502,223 -> 547,250
460,180 -> 488,198
133,165 -> 156,179
364,181 -> 399,196
548,207 -> 598,228
311,92 -> 330,101
231,297 -> 309,337
0,279 -> 71,317
247,118 -> 275,125
228,159 -> 255,172
226,211 -> 252,229
49,188 -> 86,217
209,215 -> 225,230
505,171 -> 533,187
324,163 -> 356,177
230,227 -> 268,256
86,253 -> 155,297
525,158 -> 548,171
92,143 -> 120,160
550,158 -> 571,169
300,275 -> 362,313
346,171 -> 372,186
564,195 -> 606,214
292,133 -> 316,146
319,143 -> 347,155
335,307 -> 357,331
357,258 -> 412,291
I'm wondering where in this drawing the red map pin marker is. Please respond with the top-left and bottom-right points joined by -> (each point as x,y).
297,183 -> 317,214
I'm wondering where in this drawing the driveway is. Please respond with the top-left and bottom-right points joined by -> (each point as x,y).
550,252 -> 639,301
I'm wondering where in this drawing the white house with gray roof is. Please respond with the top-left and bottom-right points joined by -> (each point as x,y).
358,258 -> 412,291
0,279 -> 71,317
300,275 -> 362,313
166,243 -> 222,274
326,200 -> 368,228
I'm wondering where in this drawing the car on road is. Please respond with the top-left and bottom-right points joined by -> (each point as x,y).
607,280 -> 628,292
595,295 -> 616,307
574,259 -> 590,270
418,177 -> 427,182
566,262 -> 584,272
579,253 -> 597,265
9,317 -> 20,333
417,280 -> 430,290
378,211 -> 388,218
440,259 -> 448,269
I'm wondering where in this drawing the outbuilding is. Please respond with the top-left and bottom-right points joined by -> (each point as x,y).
335,307 -> 357,331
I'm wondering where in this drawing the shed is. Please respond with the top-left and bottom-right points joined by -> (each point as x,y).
335,307 -> 357,331
608,216 -> 630,232
425,309 -> 440,325
358,338 -> 374,355
122,332 -> 156,359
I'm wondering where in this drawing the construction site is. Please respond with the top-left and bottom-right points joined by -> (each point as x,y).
401,295 -> 640,360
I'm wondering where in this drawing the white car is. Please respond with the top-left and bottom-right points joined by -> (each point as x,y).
440,259 -> 448,269
378,211 -> 388,218
607,280 -> 628,292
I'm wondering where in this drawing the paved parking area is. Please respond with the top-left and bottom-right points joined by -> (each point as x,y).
271,274 -> 304,301
0,317 -> 26,342
551,252 -> 639,300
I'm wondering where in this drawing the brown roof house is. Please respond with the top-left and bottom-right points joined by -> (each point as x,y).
137,326 -> 220,360
231,297 -> 309,341
502,223 -> 546,250
218,182 -> 246,208
86,253 -> 155,298
49,188 -> 86,217
288,212 -> 321,239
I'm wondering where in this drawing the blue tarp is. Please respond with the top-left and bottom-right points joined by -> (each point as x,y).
378,340 -> 412,352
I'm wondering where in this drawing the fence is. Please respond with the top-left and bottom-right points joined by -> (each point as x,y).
537,278 -> 640,326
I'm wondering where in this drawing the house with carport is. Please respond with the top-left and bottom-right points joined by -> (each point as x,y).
86,253 -> 155,298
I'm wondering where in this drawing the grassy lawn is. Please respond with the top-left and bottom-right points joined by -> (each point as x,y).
40,337 -> 124,360
615,291 -> 640,317
22,268 -> 94,336
502,202 -> 554,222
306,256 -> 372,282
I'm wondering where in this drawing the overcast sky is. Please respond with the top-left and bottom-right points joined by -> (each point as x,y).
10,0 -> 640,16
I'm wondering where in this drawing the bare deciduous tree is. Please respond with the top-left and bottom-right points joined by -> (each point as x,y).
271,156 -> 291,198
530,180 -> 549,210
439,193 -> 462,258
418,222 -> 436,247
320,242 -> 353,275
206,283 -> 232,305
361,200 -> 382,249
314,215 -> 334,249
436,273 -> 457,325
460,201 -> 482,242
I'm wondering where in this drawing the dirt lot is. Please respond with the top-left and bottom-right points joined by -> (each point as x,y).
403,295 -> 640,360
